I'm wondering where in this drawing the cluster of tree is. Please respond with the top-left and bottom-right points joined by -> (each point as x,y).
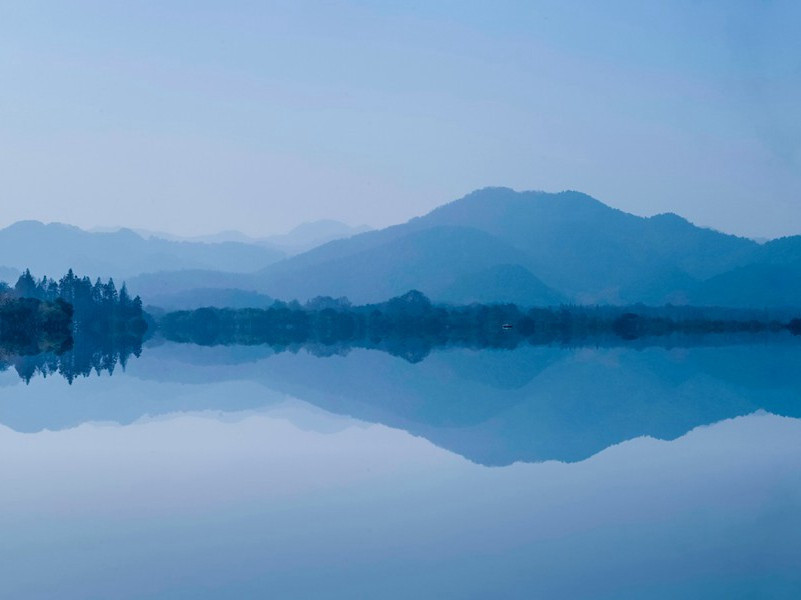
158,291 -> 801,363
8,269 -> 147,335
0,296 -> 73,355
0,269 -> 150,384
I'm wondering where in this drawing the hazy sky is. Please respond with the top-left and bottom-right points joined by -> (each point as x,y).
0,1 -> 799,238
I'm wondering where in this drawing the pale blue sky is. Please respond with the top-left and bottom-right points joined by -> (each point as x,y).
0,1 -> 799,237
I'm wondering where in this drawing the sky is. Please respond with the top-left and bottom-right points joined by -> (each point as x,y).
0,0 -> 799,238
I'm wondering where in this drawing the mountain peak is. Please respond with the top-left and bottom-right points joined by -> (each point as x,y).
448,187 -> 611,210
2,220 -> 83,234
650,212 -> 690,225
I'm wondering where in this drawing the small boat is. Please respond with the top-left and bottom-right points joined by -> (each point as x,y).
501,323 -> 514,330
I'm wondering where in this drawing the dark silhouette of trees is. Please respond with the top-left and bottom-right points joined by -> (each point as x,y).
10,269 -> 147,335
0,296 -> 72,352
0,269 -> 150,384
158,290 -> 796,363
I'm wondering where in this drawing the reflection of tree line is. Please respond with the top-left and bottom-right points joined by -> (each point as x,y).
4,331 -> 144,384
0,270 -> 148,383
159,291 -> 801,363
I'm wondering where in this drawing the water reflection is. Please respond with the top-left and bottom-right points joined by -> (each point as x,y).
1,338 -> 801,465
1,339 -> 800,598
0,406 -> 798,599
1,331 -> 142,384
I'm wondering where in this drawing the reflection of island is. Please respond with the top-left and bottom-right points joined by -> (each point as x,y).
5,331 -> 144,384
2,335 -> 800,466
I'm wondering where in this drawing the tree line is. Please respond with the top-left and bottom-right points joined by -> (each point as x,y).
158,290 -> 801,363
6,269 -> 147,334
0,269 -> 149,383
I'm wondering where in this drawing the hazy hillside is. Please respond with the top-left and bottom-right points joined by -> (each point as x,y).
247,188 -> 762,305
263,220 -> 372,255
250,225 -> 561,304
438,264 -> 566,306
143,288 -> 275,312
123,220 -> 370,256
0,221 -> 285,281
117,188 -> 801,308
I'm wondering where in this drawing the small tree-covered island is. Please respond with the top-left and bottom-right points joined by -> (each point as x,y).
0,270 -> 149,382
9,269 -> 147,334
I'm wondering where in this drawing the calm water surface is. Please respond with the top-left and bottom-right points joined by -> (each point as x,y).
1,342 -> 799,599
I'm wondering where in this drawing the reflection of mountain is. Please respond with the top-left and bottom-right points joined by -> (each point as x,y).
2,340 -> 799,465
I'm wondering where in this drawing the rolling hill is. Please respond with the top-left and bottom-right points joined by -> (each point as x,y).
244,188 -> 766,305
0,221 -> 285,281
84,188 -> 801,308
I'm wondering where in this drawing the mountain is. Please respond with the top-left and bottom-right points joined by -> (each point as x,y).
111,220 -> 371,255
142,288 -> 275,311
690,236 -> 801,307
438,264 -> 565,305
125,187 -> 799,308
263,219 -> 372,255
249,225 -> 563,304
244,188 -> 760,305
0,221 -> 285,282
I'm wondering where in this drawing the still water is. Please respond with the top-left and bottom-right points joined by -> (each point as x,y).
1,341 -> 799,599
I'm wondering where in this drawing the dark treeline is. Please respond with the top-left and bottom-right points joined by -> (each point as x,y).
0,296 -> 73,356
0,269 -> 149,383
6,269 -> 147,335
158,290 -> 801,363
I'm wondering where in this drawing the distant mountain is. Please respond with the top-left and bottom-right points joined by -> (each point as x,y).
0,221 -> 285,282
263,219 -> 372,255
112,220 -> 371,255
127,269 -> 256,302
124,187 -> 801,308
689,236 -> 801,307
438,264 -> 565,306
251,225 -> 563,304
144,288 -> 275,311
244,188 -> 761,305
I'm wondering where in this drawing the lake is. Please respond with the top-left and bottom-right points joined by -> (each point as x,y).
1,340 -> 799,599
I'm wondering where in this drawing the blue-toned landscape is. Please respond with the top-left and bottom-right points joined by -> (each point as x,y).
2,2 -> 800,598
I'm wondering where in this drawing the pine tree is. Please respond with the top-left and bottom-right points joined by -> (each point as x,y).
14,269 -> 38,298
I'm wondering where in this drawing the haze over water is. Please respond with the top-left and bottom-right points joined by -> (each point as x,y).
1,340 -> 799,599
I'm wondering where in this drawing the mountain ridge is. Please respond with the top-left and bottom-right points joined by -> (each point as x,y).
242,187 -> 766,305
8,188 -> 798,309
0,220 -> 285,281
